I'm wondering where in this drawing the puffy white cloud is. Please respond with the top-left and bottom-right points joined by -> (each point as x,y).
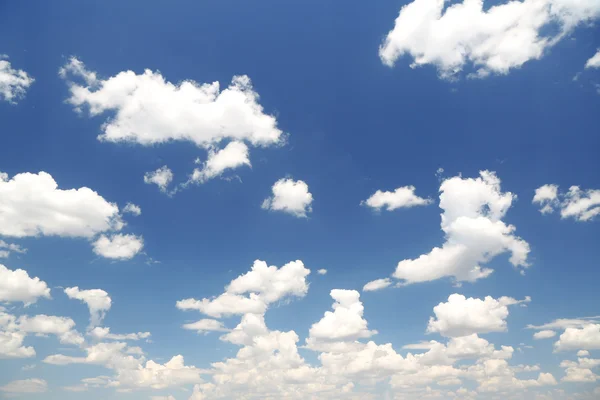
0,331 -> 35,359
317,269 -> 328,275
92,233 -> 144,260
60,57 -> 283,147
116,355 -> 204,390
182,319 -> 229,334
0,56 -> 34,103
123,203 -> 142,216
365,171 -> 527,288
191,141 -> 251,183
89,326 -> 151,341
262,178 -> 313,218
533,330 -> 557,340
560,357 -> 600,382
534,184 -> 600,221
0,240 -> 26,258
15,314 -> 84,345
177,260 -> 310,318
555,324 -> 600,351
362,185 -> 431,211
379,0 -> 600,79
64,287 -> 112,329
0,171 -> 122,238
362,278 -> 392,292
306,290 -> 377,350
0,264 -> 50,305
426,294 -> 530,337
585,49 -> 600,69
0,378 -> 47,394
144,166 -> 174,193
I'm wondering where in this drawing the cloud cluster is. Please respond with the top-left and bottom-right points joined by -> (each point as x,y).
379,0 -> 600,79
533,184 -> 600,221
0,56 -> 34,103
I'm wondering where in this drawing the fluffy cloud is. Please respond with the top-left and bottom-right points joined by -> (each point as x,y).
533,184 -> 600,221
122,203 -> 142,216
14,314 -> 84,345
0,171 -> 121,238
560,357 -> 600,382
426,294 -> 530,337
362,278 -> 392,292
190,141 -> 251,183
92,233 -> 144,260
89,327 -> 151,341
0,331 -> 35,359
317,269 -> 328,275
0,240 -> 26,258
262,178 -> 313,218
144,166 -> 174,193
0,264 -> 50,305
0,56 -> 34,103
362,185 -> 431,211
585,49 -> 600,69
534,330 -> 557,340
379,0 -> 600,79
182,319 -> 229,334
555,324 -> 600,352
177,260 -> 310,318
0,379 -> 47,394
64,287 -> 112,329
60,57 -> 283,147
381,171 -> 529,285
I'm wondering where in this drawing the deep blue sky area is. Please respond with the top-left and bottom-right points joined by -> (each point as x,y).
0,1 -> 599,399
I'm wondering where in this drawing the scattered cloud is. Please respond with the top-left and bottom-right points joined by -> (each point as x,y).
362,278 -> 393,292
555,324 -> 600,352
92,233 -> 144,260
144,166 -> 174,193
362,185 -> 431,211
379,0 -> 600,79
0,378 -> 47,394
262,178 -> 313,218
190,141 -> 251,183
123,203 -> 142,216
585,49 -> 600,69
317,269 -> 328,275
64,287 -> 112,329
534,184 -> 600,221
89,327 -> 151,341
0,264 -> 51,305
534,330 -> 557,340
0,240 -> 27,259
0,56 -> 34,103
182,319 -> 229,334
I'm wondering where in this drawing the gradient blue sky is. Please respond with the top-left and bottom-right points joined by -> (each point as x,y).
1,1 -> 599,399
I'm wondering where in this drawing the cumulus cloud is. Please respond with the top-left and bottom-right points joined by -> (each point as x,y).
60,57 -> 283,147
182,319 -> 229,334
585,49 -> 600,69
533,184 -> 600,221
0,56 -> 34,103
555,324 -> 600,352
14,314 -> 84,345
362,278 -> 393,292
534,330 -> 557,340
0,330 -> 35,359
144,166 -> 174,193
375,171 -> 529,286
317,269 -> 328,275
64,287 -> 112,329
92,234 -> 144,260
0,379 -> 47,394
262,178 -> 313,218
89,327 -> 151,341
0,264 -> 50,305
122,203 -> 142,216
362,185 -> 431,211
190,141 -> 251,183
560,357 -> 600,382
177,260 -> 310,318
379,0 -> 600,79
427,294 -> 530,337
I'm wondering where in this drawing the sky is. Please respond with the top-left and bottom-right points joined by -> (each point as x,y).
0,0 -> 599,399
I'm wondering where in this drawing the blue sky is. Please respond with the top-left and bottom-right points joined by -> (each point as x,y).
0,0 -> 599,399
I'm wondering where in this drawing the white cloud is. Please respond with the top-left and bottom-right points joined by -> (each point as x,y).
560,357 -> 600,382
89,326 -> 151,341
92,233 -> 144,260
182,319 -> 229,334
362,278 -> 393,292
578,350 -> 590,357
0,240 -> 27,258
426,294 -> 530,337
0,171 -> 122,238
123,203 -> 142,216
533,184 -> 600,221
190,141 -> 251,183
585,49 -> 600,69
0,57 -> 34,103
64,287 -> 112,329
0,264 -> 50,305
0,331 -> 35,359
388,171 -> 529,285
60,57 -> 283,147
555,324 -> 600,351
144,166 -> 174,193
379,0 -> 600,79
362,185 -> 431,211
527,316 -> 600,331
317,269 -> 328,275
262,178 -> 313,218
534,330 -> 557,340
177,260 -> 310,318
15,314 -> 84,345
0,379 -> 47,394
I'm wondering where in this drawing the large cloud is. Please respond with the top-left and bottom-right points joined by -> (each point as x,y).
379,0 -> 600,79
0,264 -> 50,305
0,56 -> 34,103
